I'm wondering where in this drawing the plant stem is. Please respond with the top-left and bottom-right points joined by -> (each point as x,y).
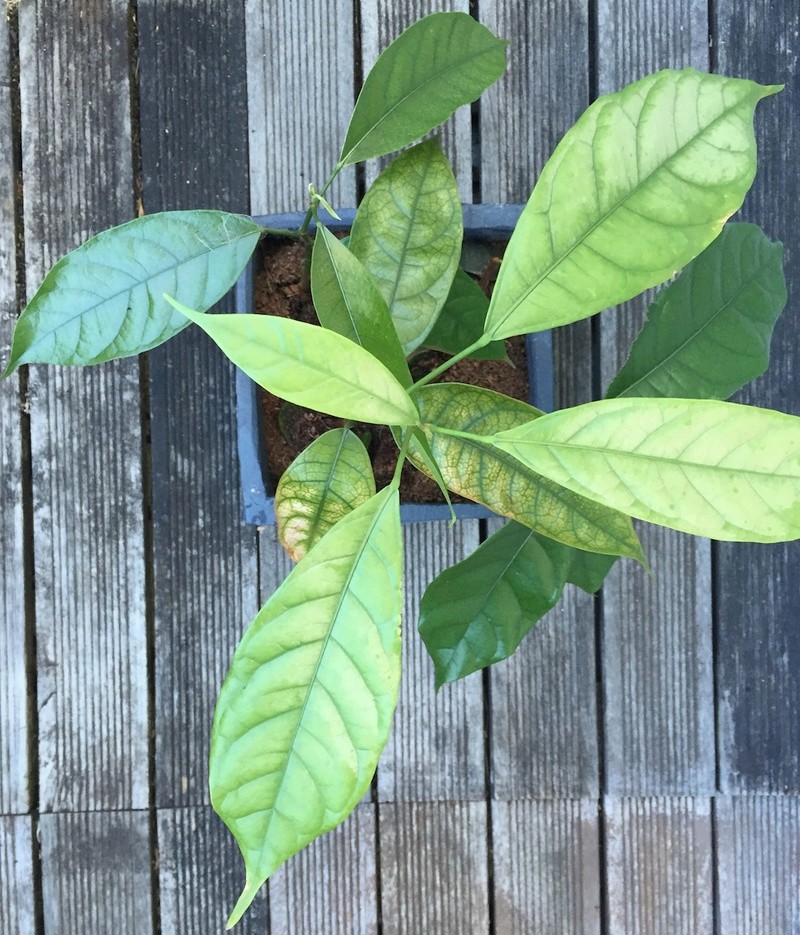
409,335 -> 492,391
298,163 -> 344,237
389,430 -> 412,491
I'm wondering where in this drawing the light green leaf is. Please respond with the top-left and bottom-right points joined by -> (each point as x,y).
165,297 -> 419,426
4,211 -> 261,372
349,139 -> 463,354
411,382 -> 644,560
339,12 -> 507,165
485,70 -> 781,340
311,226 -> 411,386
419,520 -> 618,685
424,269 -> 508,360
607,224 -> 787,399
275,429 -> 376,562
210,488 -> 403,928
491,397 -> 800,542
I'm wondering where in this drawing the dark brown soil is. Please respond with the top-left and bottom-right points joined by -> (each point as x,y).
254,237 -> 529,504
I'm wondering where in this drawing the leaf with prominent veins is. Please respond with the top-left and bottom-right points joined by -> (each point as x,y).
491,397 -> 800,542
485,70 -> 781,340
410,383 -> 645,560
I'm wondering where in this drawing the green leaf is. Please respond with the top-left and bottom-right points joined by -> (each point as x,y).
485,70 -> 781,340
310,226 -> 411,386
275,428 -> 376,562
339,12 -> 507,165
419,520 -> 617,685
411,382 -> 645,560
606,224 -> 787,399
165,297 -> 419,426
4,211 -> 261,373
210,488 -> 403,928
491,397 -> 800,543
349,139 -> 463,355
424,269 -> 508,360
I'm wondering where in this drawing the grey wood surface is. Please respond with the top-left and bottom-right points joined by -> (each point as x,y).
39,811 -> 152,934
716,795 -> 800,934
714,0 -> 800,794
492,799 -> 601,935
480,1 -> 600,800
0,816 -> 35,934
596,0 -> 716,797
0,6 -> 27,817
137,0 -> 260,810
19,0 -> 148,814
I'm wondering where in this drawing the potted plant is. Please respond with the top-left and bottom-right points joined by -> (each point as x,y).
3,12 -> 794,929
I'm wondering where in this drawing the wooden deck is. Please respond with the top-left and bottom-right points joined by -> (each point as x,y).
1,1 -> 799,932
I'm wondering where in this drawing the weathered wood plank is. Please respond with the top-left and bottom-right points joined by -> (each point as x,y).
157,806 -> 267,934
604,797 -> 714,933
269,803 -> 378,935
359,1 -> 473,199
39,811 -> 152,934
716,795 -> 800,934
378,522 -> 484,803
0,816 -> 35,935
19,0 -> 147,813
0,7 -> 28,817
714,0 -> 800,793
379,801 -> 489,934
137,0 -> 260,808
493,799 -> 600,935
246,0 -> 356,214
480,1 -> 599,799
596,0 -> 715,797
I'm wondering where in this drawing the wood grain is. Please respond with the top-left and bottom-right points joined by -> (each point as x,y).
596,0 -> 715,796
604,797 -> 714,934
157,806 -> 268,935
18,0 -> 148,813
716,795 -> 800,934
493,799 -> 601,935
0,816 -> 35,935
379,801 -> 489,934
269,803 -> 378,935
479,1 -> 599,799
714,0 -> 800,793
0,7 -> 28,817
137,0 -> 260,808
359,0 -> 473,199
39,811 -> 152,934
246,0 -> 357,214
378,522 -> 484,803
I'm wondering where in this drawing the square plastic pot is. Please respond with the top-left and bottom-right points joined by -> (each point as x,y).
234,204 -> 553,525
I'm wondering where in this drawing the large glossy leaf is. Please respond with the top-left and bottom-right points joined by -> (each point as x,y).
419,520 -> 618,685
275,429 -> 376,562
606,224 -> 787,399
210,488 -> 403,927
423,269 -> 508,360
311,226 -> 411,386
166,298 -> 419,426
349,139 -> 462,354
411,383 -> 644,560
484,70 -> 781,340
4,211 -> 261,372
491,398 -> 800,542
339,12 -> 507,165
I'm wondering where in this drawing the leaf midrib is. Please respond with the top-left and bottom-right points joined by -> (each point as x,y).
488,81 -> 753,337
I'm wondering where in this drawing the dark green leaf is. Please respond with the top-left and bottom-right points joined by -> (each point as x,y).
566,549 -> 617,594
606,224 -> 787,400
424,269 -> 508,360
311,226 -> 412,386
349,139 -> 463,354
4,211 -> 261,372
339,12 -> 507,165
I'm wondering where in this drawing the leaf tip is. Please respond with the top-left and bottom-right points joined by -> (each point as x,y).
226,878 -> 263,929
